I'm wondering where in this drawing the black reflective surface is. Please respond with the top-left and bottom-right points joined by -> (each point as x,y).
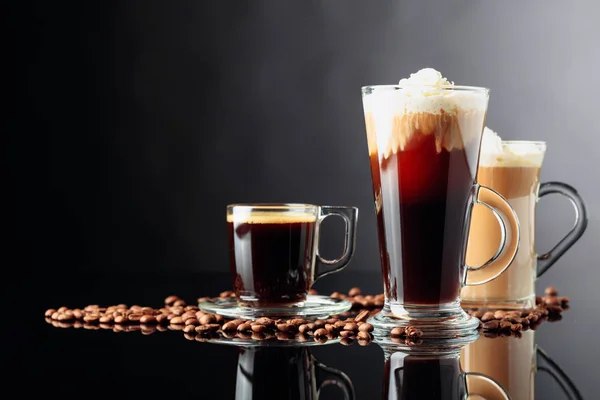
12,271 -> 598,399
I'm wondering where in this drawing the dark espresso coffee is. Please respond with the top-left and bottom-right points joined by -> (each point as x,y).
365,107 -> 485,306
228,212 -> 317,306
383,355 -> 463,400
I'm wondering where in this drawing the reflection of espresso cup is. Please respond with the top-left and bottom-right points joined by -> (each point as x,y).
235,346 -> 355,400
228,204 -> 358,307
463,138 -> 588,309
460,331 -> 583,400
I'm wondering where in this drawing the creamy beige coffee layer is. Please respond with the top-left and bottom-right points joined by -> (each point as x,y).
461,331 -> 535,400
463,165 -> 541,303
227,211 -> 317,224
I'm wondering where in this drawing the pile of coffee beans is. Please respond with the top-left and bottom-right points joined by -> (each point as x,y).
44,292 -> 377,346
45,286 -> 569,344
468,286 -> 570,335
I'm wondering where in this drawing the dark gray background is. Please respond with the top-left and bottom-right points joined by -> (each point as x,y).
22,0 -> 599,279
15,1 -> 600,398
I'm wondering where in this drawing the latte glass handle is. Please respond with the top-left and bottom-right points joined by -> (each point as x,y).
314,360 -> 355,400
537,346 -> 583,400
536,182 -> 588,278
465,185 -> 521,286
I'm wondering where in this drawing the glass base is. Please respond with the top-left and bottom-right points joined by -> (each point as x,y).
368,302 -> 480,340
461,295 -> 536,311
198,295 -> 352,320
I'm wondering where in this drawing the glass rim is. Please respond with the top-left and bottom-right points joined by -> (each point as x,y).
361,84 -> 489,94
227,203 -> 318,211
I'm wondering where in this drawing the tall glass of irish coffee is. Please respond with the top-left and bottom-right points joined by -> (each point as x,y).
362,68 -> 520,338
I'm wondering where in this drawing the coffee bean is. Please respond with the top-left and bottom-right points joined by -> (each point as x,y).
113,315 -> 126,324
545,296 -> 561,306
199,314 -> 216,325
83,314 -> 100,323
170,316 -> 185,325
251,324 -> 266,333
139,315 -> 157,324
357,331 -> 371,340
482,320 -> 500,330
196,324 -> 220,333
315,336 -> 328,344
156,325 -> 168,332
219,291 -> 234,298
511,323 -> 523,332
237,323 -> 252,332
99,315 -> 113,324
45,309 -> 56,317
170,307 -> 185,316
128,313 -> 143,322
471,310 -> 484,319
165,295 -> 180,305
181,311 -> 197,320
391,327 -> 405,337
183,325 -> 196,333
348,287 -> 361,297
331,292 -> 343,298
172,299 -> 186,307
254,317 -> 274,327
537,307 -> 549,316
184,333 -> 196,341
298,324 -> 310,334
222,331 -> 236,339
545,286 -> 558,297
527,314 -> 539,323
308,289 -> 318,295
406,328 -> 422,339
507,317 -> 522,324
57,306 -> 69,313
57,313 -> 74,322
359,323 -> 374,333
185,305 -> 199,311
155,314 -> 168,324
185,318 -> 199,326
326,318 -> 338,325
197,297 -> 211,303
314,320 -> 326,327
276,323 -> 291,332
343,322 -> 358,332
324,324 -> 337,333
314,328 -> 328,338
520,317 -> 530,326
547,305 -> 563,314
480,312 -> 495,322
340,338 -> 354,346
339,330 -> 354,338
499,321 -> 512,331
559,296 -> 570,306
494,311 -> 506,320
535,296 -> 543,305
50,311 -> 60,320
222,321 -> 242,331
354,310 -> 370,323
288,319 -> 307,326
334,320 -> 346,329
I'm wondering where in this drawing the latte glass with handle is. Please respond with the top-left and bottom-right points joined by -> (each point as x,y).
362,84 -> 520,338
462,141 -> 588,310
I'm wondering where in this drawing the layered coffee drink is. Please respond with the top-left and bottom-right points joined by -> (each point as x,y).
363,69 -> 488,307
462,129 -> 546,308
228,211 -> 317,306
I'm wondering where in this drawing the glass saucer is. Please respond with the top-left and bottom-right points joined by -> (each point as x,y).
198,295 -> 352,320
202,335 -> 341,347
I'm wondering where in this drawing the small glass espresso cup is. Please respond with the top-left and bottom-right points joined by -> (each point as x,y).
227,203 -> 358,307
462,141 -> 588,310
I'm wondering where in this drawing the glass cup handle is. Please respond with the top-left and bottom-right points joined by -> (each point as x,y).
315,206 -> 359,281
465,185 -> 521,286
463,372 -> 512,399
537,346 -> 584,400
314,360 -> 356,400
536,182 -> 588,278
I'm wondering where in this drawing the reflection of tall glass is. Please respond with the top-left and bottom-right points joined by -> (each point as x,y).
462,134 -> 588,309
361,69 -> 520,337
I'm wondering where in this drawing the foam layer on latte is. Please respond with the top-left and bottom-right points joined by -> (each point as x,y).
227,212 -> 317,224
363,68 -> 488,157
479,127 -> 545,167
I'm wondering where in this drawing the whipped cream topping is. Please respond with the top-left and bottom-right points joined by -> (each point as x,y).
363,68 -> 488,156
479,127 -> 546,167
